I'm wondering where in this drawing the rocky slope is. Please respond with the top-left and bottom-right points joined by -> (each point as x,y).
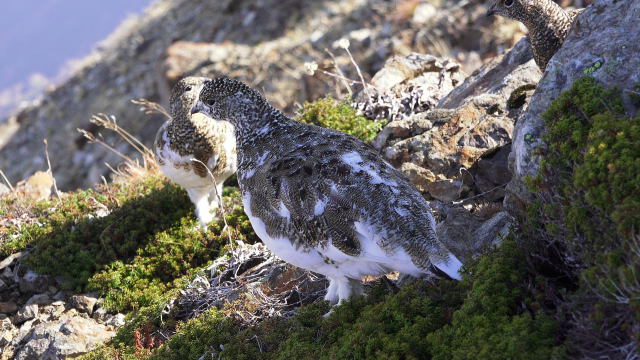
0,0 -> 525,191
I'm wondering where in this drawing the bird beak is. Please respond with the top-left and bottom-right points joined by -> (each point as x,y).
486,3 -> 497,16
191,100 -> 205,115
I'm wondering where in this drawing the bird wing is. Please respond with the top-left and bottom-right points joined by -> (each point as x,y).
248,130 -> 427,259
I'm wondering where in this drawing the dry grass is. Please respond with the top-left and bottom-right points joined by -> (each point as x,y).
77,102 -> 162,183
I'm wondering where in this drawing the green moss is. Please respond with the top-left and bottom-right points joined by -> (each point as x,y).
0,174 -> 256,312
427,237 -> 565,360
297,97 -> 386,142
86,235 -> 562,360
531,76 -> 640,354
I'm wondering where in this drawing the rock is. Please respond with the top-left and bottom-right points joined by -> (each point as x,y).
357,53 -> 465,122
40,302 -> 65,321
438,37 -> 541,109
105,313 -> 125,327
468,144 -> 512,202
91,307 -> 108,323
507,0 -> 640,213
426,179 -> 464,202
0,302 -> 18,314
26,294 -> 51,306
0,318 -> 13,331
437,206 -> 515,261
398,162 -> 438,193
0,252 -> 26,272
15,171 -> 53,201
69,294 -> 98,315
1,267 -> 12,280
19,270 -> 49,294
0,183 -> 9,196
0,279 -> 6,292
12,315 -> 115,360
375,38 -> 541,201
13,304 -> 38,325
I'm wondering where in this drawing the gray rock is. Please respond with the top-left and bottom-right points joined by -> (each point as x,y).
0,301 -> 18,314
91,307 -> 109,323
13,304 -> 38,325
12,315 -> 115,360
0,279 -> 6,291
357,53 -> 466,122
507,0 -> 640,213
426,179 -> 464,202
105,313 -> 125,327
437,206 -> 515,261
26,294 -> 51,306
0,252 -> 25,272
69,294 -> 98,315
374,38 -> 541,201
19,270 -> 49,294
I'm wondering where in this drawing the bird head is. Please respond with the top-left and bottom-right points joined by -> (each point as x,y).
169,77 -> 208,118
191,77 -> 268,126
487,0 -> 529,21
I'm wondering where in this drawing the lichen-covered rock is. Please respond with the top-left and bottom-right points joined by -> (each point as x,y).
375,38 -> 540,202
506,0 -> 640,213
356,53 -> 465,122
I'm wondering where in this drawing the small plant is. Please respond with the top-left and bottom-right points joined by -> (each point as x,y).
528,76 -> 640,358
297,97 -> 386,142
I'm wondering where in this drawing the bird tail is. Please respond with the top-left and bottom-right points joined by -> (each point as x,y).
430,253 -> 463,280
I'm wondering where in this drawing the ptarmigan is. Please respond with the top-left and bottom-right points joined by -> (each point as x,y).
487,0 -> 584,70
191,77 -> 462,305
154,77 -> 237,229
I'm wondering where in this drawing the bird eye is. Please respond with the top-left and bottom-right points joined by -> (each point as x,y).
504,0 -> 514,7
184,86 -> 192,91
206,99 -> 215,106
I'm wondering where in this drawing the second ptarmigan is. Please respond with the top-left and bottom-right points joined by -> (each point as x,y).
192,77 -> 463,305
155,77 -> 237,229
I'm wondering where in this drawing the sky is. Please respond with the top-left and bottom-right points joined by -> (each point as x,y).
0,0 -> 153,116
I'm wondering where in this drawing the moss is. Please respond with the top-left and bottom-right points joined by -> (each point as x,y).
427,237 -> 565,360
297,97 -> 386,142
507,84 -> 537,109
86,235 -> 562,360
531,76 -> 640,354
0,174 -> 256,312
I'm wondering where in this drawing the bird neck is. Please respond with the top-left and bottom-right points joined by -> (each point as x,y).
522,0 -> 571,37
233,100 -> 289,148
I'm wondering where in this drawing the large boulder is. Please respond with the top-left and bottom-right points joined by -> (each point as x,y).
506,0 -> 640,213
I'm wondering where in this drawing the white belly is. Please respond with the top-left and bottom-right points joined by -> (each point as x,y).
242,192 -> 416,280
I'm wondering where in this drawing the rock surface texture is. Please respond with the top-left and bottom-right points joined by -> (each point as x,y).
506,0 -> 640,213
0,253 -> 123,360
373,38 -> 541,203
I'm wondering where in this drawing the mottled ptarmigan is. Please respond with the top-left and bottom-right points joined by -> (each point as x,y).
487,0 -> 584,70
191,77 -> 462,305
155,77 -> 237,229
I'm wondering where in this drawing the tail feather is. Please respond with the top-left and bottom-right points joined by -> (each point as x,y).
431,253 -> 463,280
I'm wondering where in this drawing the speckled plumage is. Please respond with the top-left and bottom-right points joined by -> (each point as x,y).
155,77 -> 237,229
192,77 -> 462,304
487,0 -> 584,70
